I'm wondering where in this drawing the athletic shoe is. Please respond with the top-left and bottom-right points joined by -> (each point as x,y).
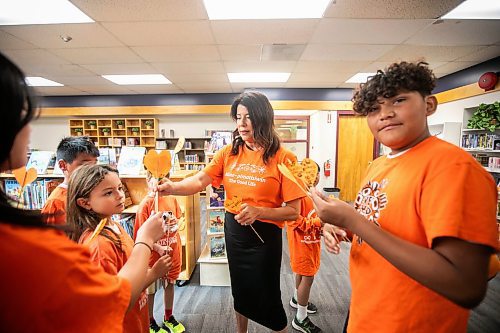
290,296 -> 318,314
292,316 -> 322,333
162,315 -> 185,333
150,321 -> 169,333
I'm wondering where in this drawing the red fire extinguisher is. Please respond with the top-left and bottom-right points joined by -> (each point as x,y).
324,159 -> 331,177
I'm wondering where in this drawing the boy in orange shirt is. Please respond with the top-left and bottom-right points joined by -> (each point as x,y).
42,136 -> 99,225
134,173 -> 185,333
312,61 -> 498,333
286,162 -> 322,332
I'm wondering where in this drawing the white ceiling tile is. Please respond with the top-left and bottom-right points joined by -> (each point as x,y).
102,21 -> 215,46
312,19 -> 433,44
230,82 -> 287,90
360,60 -> 448,72
176,83 -> 232,93
31,86 -> 84,96
128,85 -> 184,94
285,82 -> 342,88
132,45 -> 220,62
20,64 -> 95,77
294,61 -> 371,73
166,73 -> 229,84
2,49 -> 70,70
81,63 -> 158,75
223,61 -> 297,72
211,19 -> 318,44
378,44 -> 484,62
46,76 -> 110,86
455,46 -> 500,62
0,30 -> 36,49
218,45 -> 263,61
288,72 -> 352,84
151,62 -> 226,75
406,19 -> 500,46
71,85 -> 135,95
323,0 -> 464,19
1,23 -> 123,49
71,0 -> 208,21
433,61 -> 479,76
302,44 -> 395,61
51,47 -> 144,64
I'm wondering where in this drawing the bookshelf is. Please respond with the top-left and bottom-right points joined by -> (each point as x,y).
155,137 -> 211,171
69,118 -> 158,152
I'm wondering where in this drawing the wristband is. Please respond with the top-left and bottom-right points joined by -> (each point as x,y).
134,241 -> 153,253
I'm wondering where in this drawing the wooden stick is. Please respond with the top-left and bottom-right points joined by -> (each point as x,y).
85,218 -> 108,245
249,225 -> 264,243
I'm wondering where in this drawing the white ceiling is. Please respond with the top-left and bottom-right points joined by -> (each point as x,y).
1,0 -> 499,96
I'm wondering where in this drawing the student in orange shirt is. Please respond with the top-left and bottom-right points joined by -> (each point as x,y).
134,172 -> 185,333
41,136 -> 99,225
286,162 -> 324,333
0,51 -> 168,332
67,164 -> 172,333
311,61 -> 498,333
157,91 -> 305,333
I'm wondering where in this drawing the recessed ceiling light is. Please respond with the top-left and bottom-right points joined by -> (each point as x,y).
442,0 -> 500,19
102,74 -> 172,85
204,0 -> 331,20
26,77 -> 63,87
0,0 -> 93,25
345,73 -> 377,84
228,73 -> 291,83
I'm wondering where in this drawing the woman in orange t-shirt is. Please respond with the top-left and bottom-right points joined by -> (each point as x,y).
0,52 -> 167,332
67,165 -> 172,333
158,91 -> 304,333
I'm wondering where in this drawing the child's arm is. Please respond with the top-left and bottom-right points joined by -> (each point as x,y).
144,254 -> 172,287
311,188 -> 493,309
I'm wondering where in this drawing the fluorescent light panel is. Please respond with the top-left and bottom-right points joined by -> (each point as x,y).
0,0 -> 93,25
204,0 -> 331,20
102,74 -> 172,85
442,0 -> 500,19
228,72 -> 291,83
346,73 -> 377,84
26,77 -> 63,87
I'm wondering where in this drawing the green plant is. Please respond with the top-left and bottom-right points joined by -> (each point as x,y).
131,127 -> 140,132
75,128 -> 83,133
467,101 -> 500,132
144,120 -> 153,126
102,128 -> 110,133
116,120 -> 124,125
88,120 -> 96,126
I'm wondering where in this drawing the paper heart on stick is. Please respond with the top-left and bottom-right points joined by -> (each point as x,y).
285,158 -> 319,188
12,166 -> 38,188
143,150 -> 172,179
224,195 -> 242,212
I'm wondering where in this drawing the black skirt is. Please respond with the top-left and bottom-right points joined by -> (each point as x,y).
224,212 -> 287,331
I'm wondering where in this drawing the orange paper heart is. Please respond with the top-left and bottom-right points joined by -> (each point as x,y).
12,166 -> 38,188
285,158 -> 319,188
144,150 -> 172,179
224,196 -> 242,212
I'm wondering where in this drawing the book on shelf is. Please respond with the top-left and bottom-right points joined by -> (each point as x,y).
209,185 -> 225,208
117,146 -> 146,175
4,178 -> 62,210
209,235 -> 226,259
208,210 -> 225,234
121,181 -> 133,208
26,151 -> 55,175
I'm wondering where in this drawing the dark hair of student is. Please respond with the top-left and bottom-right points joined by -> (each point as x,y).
352,61 -> 436,116
230,91 -> 281,164
0,52 -> 46,227
66,164 -> 123,251
56,136 -> 100,162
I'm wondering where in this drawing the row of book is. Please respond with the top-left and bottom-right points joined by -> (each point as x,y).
207,185 -> 226,259
185,154 -> 200,162
461,133 -> 500,150
4,179 -> 61,210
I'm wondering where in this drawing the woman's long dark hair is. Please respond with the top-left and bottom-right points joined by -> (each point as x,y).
0,52 -> 45,227
230,91 -> 281,164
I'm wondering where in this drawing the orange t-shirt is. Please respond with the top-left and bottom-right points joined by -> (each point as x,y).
41,184 -> 67,225
80,223 -> 149,333
203,144 -> 305,228
286,196 -> 322,276
349,136 -> 499,333
134,195 -> 183,281
0,222 -> 131,332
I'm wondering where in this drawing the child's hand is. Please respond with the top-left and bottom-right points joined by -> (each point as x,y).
322,224 -> 346,254
311,188 -> 358,230
153,243 -> 173,256
150,254 -> 172,279
156,178 -> 175,196
135,211 -> 164,245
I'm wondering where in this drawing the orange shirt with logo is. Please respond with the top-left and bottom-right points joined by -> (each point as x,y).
134,195 -> 183,281
349,137 -> 499,333
80,223 -> 149,333
286,196 -> 322,276
0,223 -> 131,332
203,144 -> 305,228
41,184 -> 67,225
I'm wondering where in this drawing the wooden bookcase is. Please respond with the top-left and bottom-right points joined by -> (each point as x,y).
69,118 -> 158,149
155,137 -> 210,171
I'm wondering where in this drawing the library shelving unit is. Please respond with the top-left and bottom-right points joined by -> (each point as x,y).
155,137 -> 211,171
69,118 -> 158,150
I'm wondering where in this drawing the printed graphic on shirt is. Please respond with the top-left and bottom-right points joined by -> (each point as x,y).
354,180 -> 388,244
225,162 -> 267,187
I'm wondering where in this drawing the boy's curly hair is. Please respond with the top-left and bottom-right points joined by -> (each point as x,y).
352,61 -> 436,115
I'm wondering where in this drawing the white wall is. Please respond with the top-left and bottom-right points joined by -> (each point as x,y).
310,111 -> 338,190
30,117 -> 70,151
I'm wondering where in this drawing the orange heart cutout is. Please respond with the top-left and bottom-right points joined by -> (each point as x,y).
224,196 -> 242,212
144,150 -> 172,179
285,158 -> 319,188
12,166 -> 38,188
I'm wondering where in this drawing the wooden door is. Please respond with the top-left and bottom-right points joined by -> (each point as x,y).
336,114 -> 375,202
